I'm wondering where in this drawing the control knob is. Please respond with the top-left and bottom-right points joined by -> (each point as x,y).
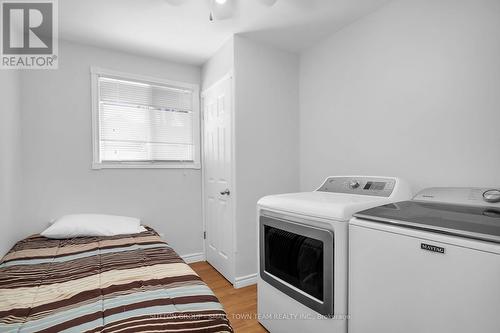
483,189 -> 500,203
349,180 -> 360,189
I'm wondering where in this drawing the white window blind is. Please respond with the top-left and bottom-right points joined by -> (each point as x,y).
92,69 -> 200,169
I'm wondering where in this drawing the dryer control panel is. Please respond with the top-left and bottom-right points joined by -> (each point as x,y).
316,176 -> 397,197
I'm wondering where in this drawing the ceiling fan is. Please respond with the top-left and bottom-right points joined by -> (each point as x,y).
164,0 -> 279,21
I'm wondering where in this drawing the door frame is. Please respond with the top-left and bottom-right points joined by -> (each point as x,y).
200,71 -> 236,283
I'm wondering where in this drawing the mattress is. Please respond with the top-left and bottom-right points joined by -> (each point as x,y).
0,227 -> 233,333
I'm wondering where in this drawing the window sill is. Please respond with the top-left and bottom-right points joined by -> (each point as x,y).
92,162 -> 201,170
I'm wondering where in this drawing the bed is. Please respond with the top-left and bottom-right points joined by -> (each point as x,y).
0,227 -> 233,333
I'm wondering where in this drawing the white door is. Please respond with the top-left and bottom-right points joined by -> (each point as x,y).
202,74 -> 234,283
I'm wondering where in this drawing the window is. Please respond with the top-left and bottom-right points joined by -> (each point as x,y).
91,68 -> 200,169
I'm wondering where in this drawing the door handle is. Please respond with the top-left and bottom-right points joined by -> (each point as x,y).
220,189 -> 230,196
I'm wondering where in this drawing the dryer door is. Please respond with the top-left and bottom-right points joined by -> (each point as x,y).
260,212 -> 334,316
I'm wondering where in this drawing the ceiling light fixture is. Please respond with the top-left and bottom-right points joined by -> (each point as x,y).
205,0 -> 278,22
209,0 -> 232,22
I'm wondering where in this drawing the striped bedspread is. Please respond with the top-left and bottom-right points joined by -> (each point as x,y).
0,227 -> 233,333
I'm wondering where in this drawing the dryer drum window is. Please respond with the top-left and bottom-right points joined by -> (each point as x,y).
259,214 -> 334,316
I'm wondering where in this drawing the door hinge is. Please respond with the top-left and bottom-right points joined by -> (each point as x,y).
203,231 -> 206,239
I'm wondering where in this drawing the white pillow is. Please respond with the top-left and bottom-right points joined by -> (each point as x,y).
41,214 -> 146,239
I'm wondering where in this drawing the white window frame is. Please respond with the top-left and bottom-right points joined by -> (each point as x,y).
90,67 -> 201,169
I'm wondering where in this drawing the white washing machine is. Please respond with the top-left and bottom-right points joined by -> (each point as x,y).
257,176 -> 411,333
349,187 -> 500,333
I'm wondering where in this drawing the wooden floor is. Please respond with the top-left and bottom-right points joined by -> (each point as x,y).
190,261 -> 268,333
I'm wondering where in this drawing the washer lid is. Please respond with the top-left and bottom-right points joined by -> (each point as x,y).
258,191 -> 399,221
354,201 -> 500,243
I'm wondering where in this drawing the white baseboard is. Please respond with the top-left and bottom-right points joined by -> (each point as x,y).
181,252 -> 206,264
234,273 -> 257,289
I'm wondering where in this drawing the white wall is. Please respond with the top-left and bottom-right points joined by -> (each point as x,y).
201,37 -> 234,91
0,70 -> 22,256
19,41 -> 203,257
234,35 -> 300,278
300,0 -> 500,193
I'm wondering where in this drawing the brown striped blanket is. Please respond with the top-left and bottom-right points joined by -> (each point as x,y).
0,227 -> 233,333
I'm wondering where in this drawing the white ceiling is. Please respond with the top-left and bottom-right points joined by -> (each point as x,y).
59,0 -> 391,65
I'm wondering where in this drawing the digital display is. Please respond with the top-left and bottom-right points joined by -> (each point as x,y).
364,181 -> 386,191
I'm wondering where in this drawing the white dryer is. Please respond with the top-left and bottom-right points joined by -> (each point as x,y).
349,187 -> 500,333
257,176 -> 411,333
